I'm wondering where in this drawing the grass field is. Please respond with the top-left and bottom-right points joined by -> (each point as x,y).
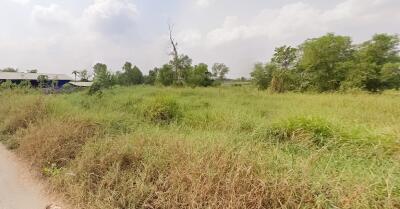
0,86 -> 399,209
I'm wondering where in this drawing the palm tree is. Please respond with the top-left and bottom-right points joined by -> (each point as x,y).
72,70 -> 78,82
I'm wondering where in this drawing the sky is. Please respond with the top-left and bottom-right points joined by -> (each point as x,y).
0,0 -> 399,78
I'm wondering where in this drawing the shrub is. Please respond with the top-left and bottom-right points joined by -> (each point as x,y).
265,116 -> 337,146
143,96 -> 182,124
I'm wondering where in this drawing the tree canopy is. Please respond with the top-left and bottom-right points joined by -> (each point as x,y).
251,33 -> 400,93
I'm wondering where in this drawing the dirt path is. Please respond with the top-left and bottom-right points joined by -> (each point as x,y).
0,145 -> 62,209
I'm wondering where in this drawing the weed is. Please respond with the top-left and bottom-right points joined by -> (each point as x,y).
143,96 -> 182,124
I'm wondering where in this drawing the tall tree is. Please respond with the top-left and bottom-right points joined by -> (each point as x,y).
299,33 -> 354,91
270,45 -> 298,92
271,46 -> 298,70
92,63 -> 113,88
168,25 -> 193,84
345,34 -> 400,92
119,62 -> 143,85
212,63 -> 230,81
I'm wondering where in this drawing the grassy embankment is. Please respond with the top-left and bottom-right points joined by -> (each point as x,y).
0,86 -> 399,209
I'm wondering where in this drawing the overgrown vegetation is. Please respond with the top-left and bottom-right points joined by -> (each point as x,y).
1,86 -> 399,209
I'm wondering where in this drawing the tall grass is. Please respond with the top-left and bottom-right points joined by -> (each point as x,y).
0,86 -> 399,208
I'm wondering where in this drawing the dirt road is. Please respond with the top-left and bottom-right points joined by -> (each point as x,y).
0,145 -> 61,209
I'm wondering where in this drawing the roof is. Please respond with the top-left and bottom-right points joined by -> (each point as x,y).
0,72 -> 72,81
69,82 -> 93,87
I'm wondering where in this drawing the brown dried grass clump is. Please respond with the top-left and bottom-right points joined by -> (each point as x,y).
17,118 -> 98,169
55,136 -> 315,209
1,98 -> 48,134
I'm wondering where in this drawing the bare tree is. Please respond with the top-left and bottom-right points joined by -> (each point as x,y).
168,24 -> 183,84
169,24 -> 179,64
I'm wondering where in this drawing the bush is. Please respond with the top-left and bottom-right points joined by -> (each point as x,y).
265,116 -> 337,146
143,96 -> 182,124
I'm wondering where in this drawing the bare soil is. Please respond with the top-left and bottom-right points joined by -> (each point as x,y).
0,145 -> 64,209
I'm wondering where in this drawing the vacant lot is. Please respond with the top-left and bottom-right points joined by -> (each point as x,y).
1,86 -> 399,209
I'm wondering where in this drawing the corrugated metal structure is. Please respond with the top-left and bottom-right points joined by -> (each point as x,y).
69,82 -> 93,87
0,72 -> 72,88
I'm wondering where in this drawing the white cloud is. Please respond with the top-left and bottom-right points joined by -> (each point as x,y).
1,0 -> 399,78
31,4 -> 73,27
196,0 -> 214,8
203,0 -> 400,47
205,2 -> 323,46
9,0 -> 30,5
83,0 -> 139,35
84,0 -> 138,19
178,29 -> 202,46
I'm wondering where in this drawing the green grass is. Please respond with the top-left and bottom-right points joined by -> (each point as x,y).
0,86 -> 399,208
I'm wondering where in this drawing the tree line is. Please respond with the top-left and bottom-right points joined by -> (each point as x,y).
87,60 -> 230,94
251,33 -> 400,92
88,26 -> 229,94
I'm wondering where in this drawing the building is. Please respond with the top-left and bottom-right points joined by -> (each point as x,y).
0,72 -> 72,88
68,81 -> 93,87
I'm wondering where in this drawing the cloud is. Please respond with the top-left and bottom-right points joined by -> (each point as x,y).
196,0 -> 213,8
32,4 -> 73,27
9,0 -> 30,5
83,0 -> 139,35
177,30 -> 202,47
1,0 -> 399,78
204,0 -> 400,47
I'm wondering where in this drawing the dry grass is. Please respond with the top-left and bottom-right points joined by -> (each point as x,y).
53,137 -> 317,209
1,86 -> 399,209
16,118 -> 98,169
1,98 -> 47,134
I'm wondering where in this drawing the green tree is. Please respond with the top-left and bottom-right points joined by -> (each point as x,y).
298,33 -> 354,91
345,34 -> 400,91
157,64 -> 174,86
381,63 -> 400,90
212,63 -> 229,81
270,45 -> 298,93
187,63 -> 213,87
89,63 -> 113,94
169,54 -> 192,85
250,63 -> 276,90
144,68 -> 159,85
271,45 -> 298,70
118,62 -> 143,85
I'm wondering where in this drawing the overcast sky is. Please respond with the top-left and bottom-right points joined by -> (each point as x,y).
0,0 -> 399,78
